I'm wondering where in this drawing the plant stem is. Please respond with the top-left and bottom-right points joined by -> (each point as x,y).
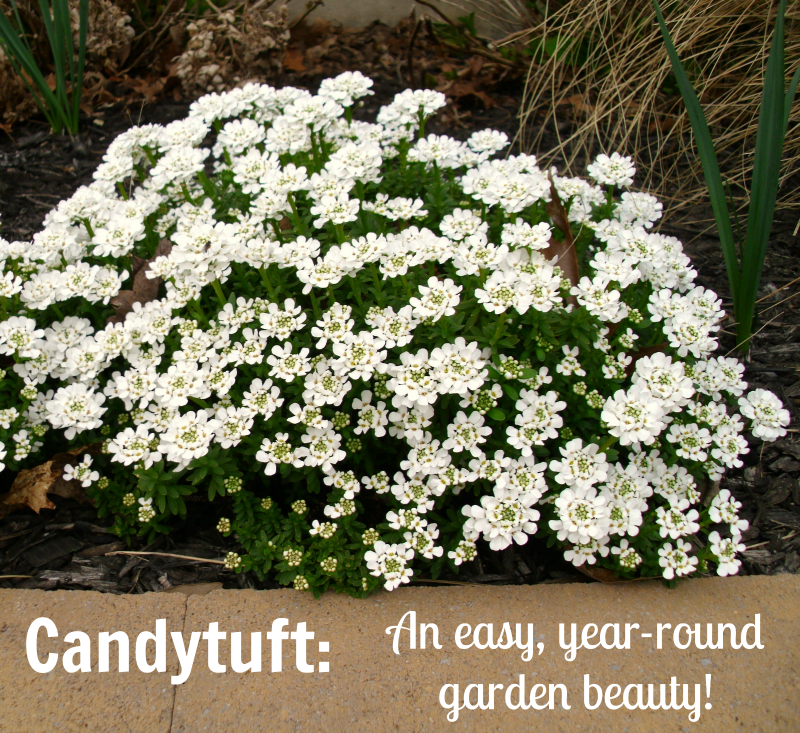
490,313 -> 507,345
211,279 -> 227,307
260,267 -> 278,300
599,435 -> 618,452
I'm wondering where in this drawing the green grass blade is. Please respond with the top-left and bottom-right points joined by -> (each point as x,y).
0,11 -> 64,131
653,0 -> 740,305
71,0 -> 88,133
738,0 -> 788,345
8,0 -> 38,62
37,0 -> 71,132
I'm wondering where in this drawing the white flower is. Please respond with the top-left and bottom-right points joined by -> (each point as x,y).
428,338 -> 488,395
709,489 -> 749,536
0,316 -> 45,358
369,305 -> 417,348
556,345 -> 586,377
448,539 -> 477,565
137,497 -> 155,523
387,350 -> 440,409
388,404 -> 433,443
318,70 -> 374,107
550,439 -> 608,489
160,410 -> 221,468
462,484 -> 540,550
323,469 -> 362,499
309,193 -> 359,228
611,538 -> 642,569
399,435 -> 451,478
666,422 -> 712,461
655,504 -> 700,539
256,433 -> 302,475
391,472 -> 435,512
442,411 -> 492,456
331,331 -> 387,381
404,524 -> 443,560
658,539 -> 698,579
708,531 -> 745,576
601,384 -> 666,446
311,303 -> 354,348
440,208 -> 487,241
297,427 -> 346,472
549,486 -> 610,544
501,218 -> 551,250
507,390 -> 566,453
62,455 -> 99,488
410,276 -> 462,321
352,391 -> 389,437
605,499 -> 643,537
738,389 -> 790,441
711,424 -> 749,469
241,378 -> 284,418
267,343 -> 311,381
302,365 -> 351,407
45,383 -> 106,440
564,537 -> 610,567
364,541 -> 414,591
587,152 -> 636,187
214,406 -> 255,449
109,425 -> 162,469
632,353 -> 694,411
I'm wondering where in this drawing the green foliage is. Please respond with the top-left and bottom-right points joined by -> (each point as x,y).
653,0 -> 800,352
0,0 -> 87,134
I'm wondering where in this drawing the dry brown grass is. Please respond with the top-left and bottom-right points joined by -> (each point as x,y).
451,0 -> 800,219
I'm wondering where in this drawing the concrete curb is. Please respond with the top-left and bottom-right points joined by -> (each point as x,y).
1,575 -> 798,732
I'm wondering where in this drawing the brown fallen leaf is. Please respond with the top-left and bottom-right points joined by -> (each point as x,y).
0,445 -> 100,518
108,239 -> 172,324
542,173 -> 579,301
284,47 -> 307,73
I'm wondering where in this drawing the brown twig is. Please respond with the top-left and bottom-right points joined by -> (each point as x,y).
289,0 -> 324,30
414,0 -> 521,69
106,550 -> 226,565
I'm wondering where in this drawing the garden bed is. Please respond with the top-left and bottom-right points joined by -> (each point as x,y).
0,69 -> 798,596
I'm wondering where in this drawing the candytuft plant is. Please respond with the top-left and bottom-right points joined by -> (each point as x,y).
0,73 -> 790,597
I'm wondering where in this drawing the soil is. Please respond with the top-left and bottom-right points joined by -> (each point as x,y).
0,67 -> 798,595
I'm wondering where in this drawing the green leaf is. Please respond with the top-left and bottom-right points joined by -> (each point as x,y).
737,0 -> 790,349
488,408 -> 507,421
653,0 -> 738,304
502,383 -> 520,401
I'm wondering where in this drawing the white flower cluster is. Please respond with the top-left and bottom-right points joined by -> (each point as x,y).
0,71 -> 790,592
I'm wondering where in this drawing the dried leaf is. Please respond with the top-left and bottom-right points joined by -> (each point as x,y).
284,48 -> 307,72
542,174 -> 579,297
108,239 -> 172,324
576,565 -> 620,583
0,446 -> 99,518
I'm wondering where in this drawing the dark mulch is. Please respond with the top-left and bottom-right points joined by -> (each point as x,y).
0,70 -> 798,595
